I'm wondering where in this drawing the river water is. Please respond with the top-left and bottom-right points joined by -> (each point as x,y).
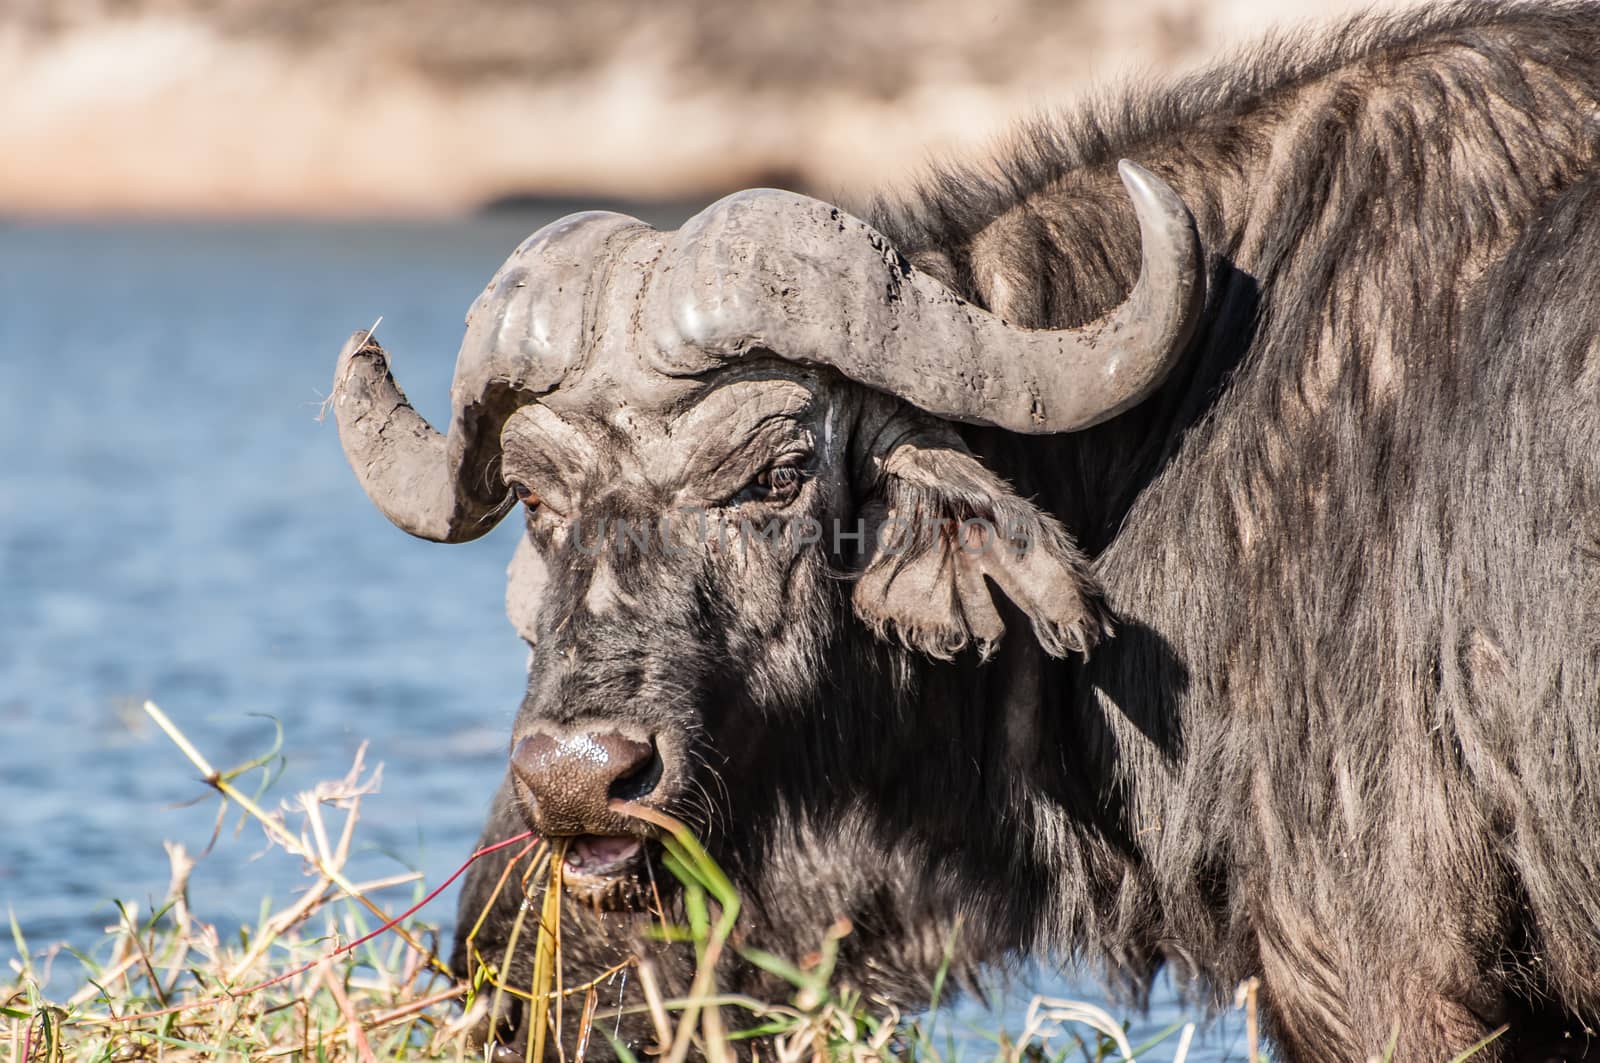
0,214 -> 1253,1059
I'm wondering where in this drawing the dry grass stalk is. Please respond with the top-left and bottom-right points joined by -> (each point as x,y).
2,705 -> 1249,1062
529,840 -> 568,1063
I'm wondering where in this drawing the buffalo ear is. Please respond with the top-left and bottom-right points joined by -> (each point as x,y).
851,432 -> 1111,659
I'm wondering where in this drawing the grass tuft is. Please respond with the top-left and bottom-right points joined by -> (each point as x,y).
3,704 -> 1248,1061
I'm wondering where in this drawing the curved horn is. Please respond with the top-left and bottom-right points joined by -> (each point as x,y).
331,331 -> 499,542
653,159 -> 1205,433
332,211 -> 649,542
334,166 -> 1202,538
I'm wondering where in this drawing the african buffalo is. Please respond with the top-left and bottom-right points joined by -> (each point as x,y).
332,2 -> 1600,1058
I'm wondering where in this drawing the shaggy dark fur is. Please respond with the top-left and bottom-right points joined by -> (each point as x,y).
454,4 -> 1600,1059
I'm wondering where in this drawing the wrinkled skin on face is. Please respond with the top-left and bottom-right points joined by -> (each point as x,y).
503,370 -> 862,889
501,363 -> 1110,831
451,363 -> 1109,1053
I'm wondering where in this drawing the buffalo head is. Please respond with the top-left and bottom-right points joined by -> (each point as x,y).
331,162 -> 1202,906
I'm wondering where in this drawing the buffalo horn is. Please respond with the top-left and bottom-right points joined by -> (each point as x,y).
653,160 -> 1205,433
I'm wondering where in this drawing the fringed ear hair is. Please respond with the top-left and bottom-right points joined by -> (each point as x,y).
851,429 -> 1112,660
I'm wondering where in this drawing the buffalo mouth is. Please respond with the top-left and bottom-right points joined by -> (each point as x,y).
558,834 -> 655,909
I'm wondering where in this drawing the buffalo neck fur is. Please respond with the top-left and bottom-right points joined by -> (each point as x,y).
810,0 -> 1600,1048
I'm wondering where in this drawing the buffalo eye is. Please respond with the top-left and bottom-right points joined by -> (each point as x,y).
509,481 -> 540,511
738,462 -> 806,505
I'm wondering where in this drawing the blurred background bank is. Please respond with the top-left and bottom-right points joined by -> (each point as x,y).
3,0 -> 1390,217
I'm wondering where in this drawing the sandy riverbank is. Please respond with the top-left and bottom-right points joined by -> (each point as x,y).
1,0 -> 1393,216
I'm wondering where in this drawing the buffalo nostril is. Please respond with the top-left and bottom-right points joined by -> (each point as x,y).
607,740 -> 663,803
593,733 -> 653,778
509,730 -> 662,833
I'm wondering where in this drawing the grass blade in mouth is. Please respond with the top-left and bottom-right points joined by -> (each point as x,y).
530,838 -> 567,1063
